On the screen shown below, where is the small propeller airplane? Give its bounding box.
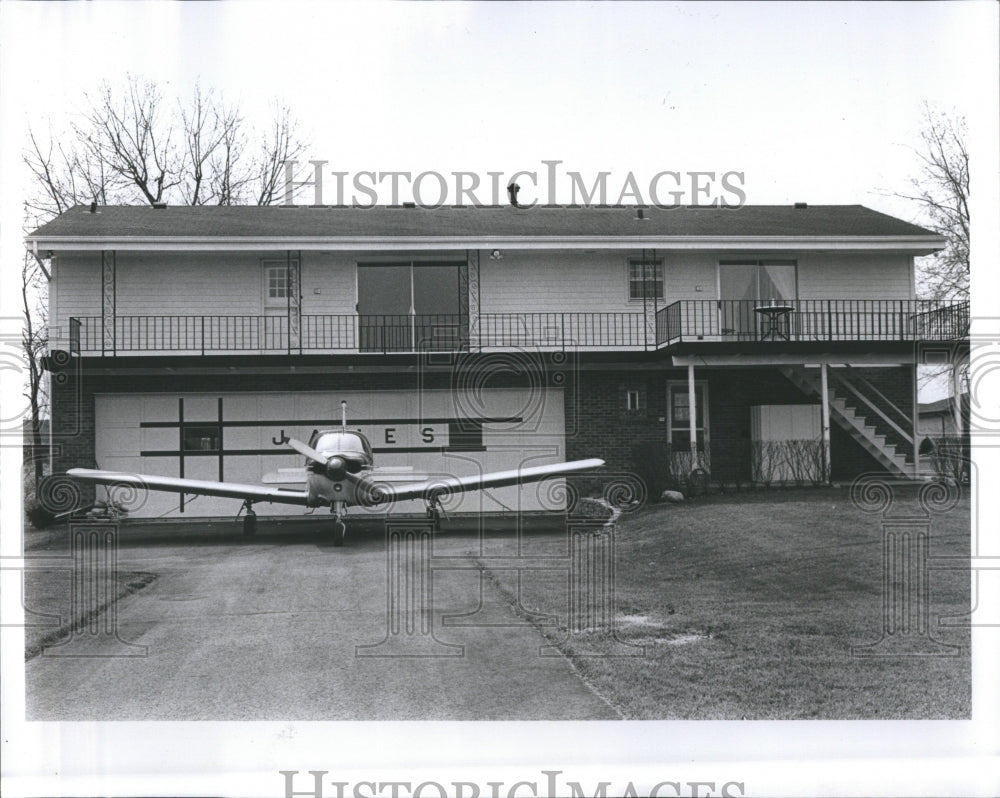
[67,401,604,546]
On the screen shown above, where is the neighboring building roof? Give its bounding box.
[919,394,969,415]
[26,203,946,252]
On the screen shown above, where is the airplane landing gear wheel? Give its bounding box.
[243,509,257,537]
[333,521,346,547]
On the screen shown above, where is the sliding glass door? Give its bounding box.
[357,262,465,351]
[718,261,797,338]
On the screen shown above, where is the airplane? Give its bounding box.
[67,402,605,546]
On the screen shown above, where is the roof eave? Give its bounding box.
[25,234,949,254]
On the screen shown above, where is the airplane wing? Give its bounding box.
[356,458,604,505]
[67,468,311,506]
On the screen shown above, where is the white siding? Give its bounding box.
[115,252,261,315]
[299,252,358,315]
[51,253,101,336]
[51,247,915,344]
[660,253,721,301]
[477,250,913,311]
[797,254,913,299]
[480,251,637,313]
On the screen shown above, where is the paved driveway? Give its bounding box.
[25,521,620,720]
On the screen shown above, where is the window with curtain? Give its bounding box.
[718,260,797,302]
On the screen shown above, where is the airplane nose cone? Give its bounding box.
[326,456,347,481]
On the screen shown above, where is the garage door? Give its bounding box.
[94,388,567,518]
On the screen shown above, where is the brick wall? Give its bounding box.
[565,365,914,486]
[51,358,915,505]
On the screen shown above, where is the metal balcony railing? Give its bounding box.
[655,299,969,346]
[476,312,647,349]
[64,300,969,356]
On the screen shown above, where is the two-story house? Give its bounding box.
[27,203,968,519]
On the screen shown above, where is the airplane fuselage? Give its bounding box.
[303,429,375,509]
[306,471,363,508]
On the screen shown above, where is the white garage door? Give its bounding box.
[94,388,567,519]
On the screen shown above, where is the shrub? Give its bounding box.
[751,439,827,487]
[927,436,970,484]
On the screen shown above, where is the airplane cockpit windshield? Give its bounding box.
[312,430,372,459]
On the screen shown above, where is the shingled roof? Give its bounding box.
[25,205,934,239]
[27,205,945,255]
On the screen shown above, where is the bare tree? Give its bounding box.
[27,75,309,212]
[253,103,306,205]
[887,104,970,417]
[896,104,970,301]
[21,77,310,494]
[22,250,49,485]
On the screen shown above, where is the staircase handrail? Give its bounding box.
[828,367,913,447]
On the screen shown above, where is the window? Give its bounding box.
[626,390,641,411]
[628,257,664,302]
[667,382,709,451]
[719,260,797,302]
[266,265,288,301]
[182,425,219,452]
[262,258,299,308]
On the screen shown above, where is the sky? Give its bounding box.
[0,2,993,216]
[2,1,995,389]
[1,2,999,795]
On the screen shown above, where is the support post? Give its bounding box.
[820,363,832,484]
[952,360,964,438]
[688,364,698,469]
[914,362,922,478]
[101,250,116,356]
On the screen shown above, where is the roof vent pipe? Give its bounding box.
[507,182,520,207]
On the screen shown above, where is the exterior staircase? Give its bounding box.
[778,365,915,478]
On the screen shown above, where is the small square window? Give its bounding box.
[262,258,299,307]
[267,266,288,299]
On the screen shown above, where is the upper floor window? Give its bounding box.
[628,257,664,302]
[719,260,797,302]
[266,265,288,300]
[262,258,299,308]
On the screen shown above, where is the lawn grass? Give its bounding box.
[483,485,971,719]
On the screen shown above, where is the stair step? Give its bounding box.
[779,365,911,479]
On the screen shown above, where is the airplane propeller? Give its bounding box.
[286,438,351,480]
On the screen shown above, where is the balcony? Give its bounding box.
[655,299,969,346]
[65,300,968,357]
